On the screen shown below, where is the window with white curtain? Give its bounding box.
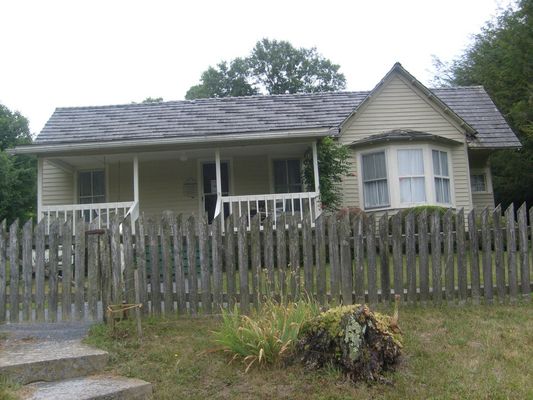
[362,151,390,208]
[397,149,426,204]
[432,150,451,203]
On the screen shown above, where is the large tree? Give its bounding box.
[0,104,36,223]
[185,39,346,99]
[434,0,533,208]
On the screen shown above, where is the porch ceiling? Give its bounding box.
[44,142,312,168]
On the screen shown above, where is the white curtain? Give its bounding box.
[362,152,389,208]
[432,150,451,203]
[398,149,426,203]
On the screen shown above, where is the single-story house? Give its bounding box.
[10,63,521,229]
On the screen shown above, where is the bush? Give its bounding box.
[213,300,320,371]
[297,303,403,383]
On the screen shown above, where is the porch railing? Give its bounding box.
[219,191,320,230]
[41,201,135,232]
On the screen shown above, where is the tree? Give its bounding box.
[433,0,533,208]
[303,137,350,211]
[185,39,346,99]
[0,104,36,223]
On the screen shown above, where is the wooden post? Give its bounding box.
[315,214,326,305]
[378,213,390,303]
[276,213,287,300]
[312,141,320,194]
[493,205,505,303]
[263,216,275,296]
[160,214,174,314]
[148,219,162,315]
[123,216,136,306]
[456,209,467,303]
[62,219,73,321]
[405,212,416,304]
[110,214,123,306]
[443,209,454,304]
[328,215,340,304]
[353,214,365,304]
[225,217,236,309]
[136,215,149,315]
[505,204,518,302]
[288,215,300,300]
[250,214,261,308]
[134,269,143,340]
[198,215,211,314]
[517,204,530,298]
[212,215,223,312]
[481,208,493,303]
[430,211,442,304]
[49,220,60,322]
[22,220,33,321]
[392,213,403,301]
[35,220,46,322]
[171,215,186,315]
[366,214,378,305]
[87,219,98,321]
[339,214,352,305]
[238,215,249,313]
[467,209,480,304]
[302,211,314,299]
[100,228,112,322]
[74,218,86,320]
[9,220,19,322]
[418,210,429,303]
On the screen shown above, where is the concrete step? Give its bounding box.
[0,339,108,384]
[20,375,153,400]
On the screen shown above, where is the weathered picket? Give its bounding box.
[0,204,532,324]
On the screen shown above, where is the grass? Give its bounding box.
[82,302,533,400]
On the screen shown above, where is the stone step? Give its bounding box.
[0,339,108,384]
[20,375,153,400]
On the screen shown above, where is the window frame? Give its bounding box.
[78,169,106,205]
[359,147,391,210]
[397,147,427,206]
[470,170,490,193]
[272,158,303,194]
[432,149,452,205]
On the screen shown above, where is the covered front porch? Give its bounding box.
[38,140,321,231]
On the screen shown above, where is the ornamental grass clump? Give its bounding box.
[213,299,320,372]
[297,297,403,383]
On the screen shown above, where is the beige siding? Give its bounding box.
[107,162,134,202]
[469,152,495,211]
[233,155,271,195]
[339,74,472,214]
[42,160,74,205]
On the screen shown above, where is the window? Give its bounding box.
[273,160,302,193]
[79,170,105,204]
[432,150,451,204]
[471,173,487,192]
[398,149,426,204]
[362,151,390,208]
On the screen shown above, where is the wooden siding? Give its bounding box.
[42,161,74,206]
[338,74,472,214]
[232,155,270,195]
[107,161,134,202]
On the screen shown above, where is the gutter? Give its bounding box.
[8,128,331,155]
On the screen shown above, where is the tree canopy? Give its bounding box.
[433,0,533,208]
[185,39,346,99]
[0,104,36,223]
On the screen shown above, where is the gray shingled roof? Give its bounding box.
[35,86,520,149]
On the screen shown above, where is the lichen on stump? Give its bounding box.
[297,302,403,383]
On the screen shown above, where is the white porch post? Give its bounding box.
[133,155,139,206]
[312,141,320,193]
[214,149,222,218]
[37,158,43,222]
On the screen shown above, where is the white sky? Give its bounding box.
[1,0,509,135]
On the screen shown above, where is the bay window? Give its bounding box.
[362,151,390,209]
[397,149,426,204]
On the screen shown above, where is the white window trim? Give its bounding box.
[432,148,453,205]
[357,143,455,211]
[470,167,493,194]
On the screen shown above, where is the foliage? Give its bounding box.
[185,39,346,99]
[141,97,164,103]
[433,0,533,208]
[398,205,449,218]
[0,104,36,223]
[297,304,402,383]
[213,299,320,371]
[303,137,350,211]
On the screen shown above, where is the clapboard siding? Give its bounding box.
[339,74,472,214]
[108,162,134,202]
[233,156,271,195]
[42,161,74,205]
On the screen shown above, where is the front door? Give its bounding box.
[202,161,229,223]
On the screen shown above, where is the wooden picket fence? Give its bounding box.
[0,203,532,323]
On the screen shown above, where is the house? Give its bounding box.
[10,63,520,230]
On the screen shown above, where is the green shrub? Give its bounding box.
[213,299,320,371]
[398,205,449,219]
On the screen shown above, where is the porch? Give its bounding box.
[38,141,321,231]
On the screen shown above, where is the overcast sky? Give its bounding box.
[1,0,510,135]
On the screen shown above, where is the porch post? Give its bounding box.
[37,158,43,222]
[133,155,139,206]
[214,149,222,217]
[312,141,320,193]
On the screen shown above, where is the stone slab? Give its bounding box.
[0,339,108,384]
[20,375,153,400]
